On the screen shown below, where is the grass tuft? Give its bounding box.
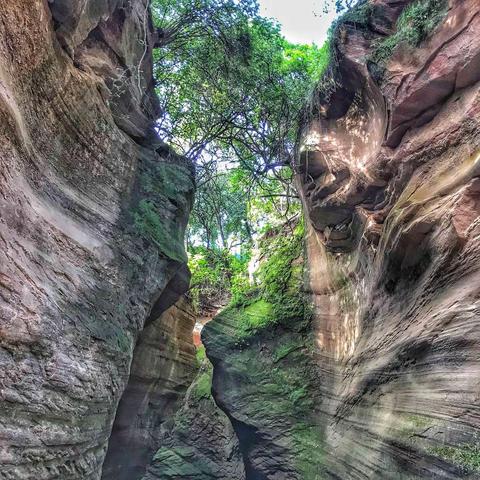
[191,370,212,401]
[429,443,480,473]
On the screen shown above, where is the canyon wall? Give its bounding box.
[143,353,246,480]
[298,0,480,477]
[2,0,480,479]
[0,1,195,479]
[203,222,325,480]
[102,297,197,480]
[203,0,480,478]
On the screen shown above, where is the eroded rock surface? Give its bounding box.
[204,307,323,480]
[202,223,325,480]
[2,0,480,479]
[0,1,195,479]
[102,296,197,480]
[143,355,245,480]
[297,0,480,477]
[201,1,480,479]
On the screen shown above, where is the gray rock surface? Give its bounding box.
[0,1,195,479]
[102,297,197,480]
[143,357,246,480]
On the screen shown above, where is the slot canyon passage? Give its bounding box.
[1,0,480,479]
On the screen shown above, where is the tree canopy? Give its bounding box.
[150,0,332,310]
[152,2,329,171]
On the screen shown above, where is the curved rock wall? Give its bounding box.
[204,308,324,480]
[102,296,197,480]
[143,355,246,480]
[200,1,480,479]
[0,1,195,479]
[3,0,480,478]
[298,0,480,477]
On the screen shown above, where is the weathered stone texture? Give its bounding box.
[298,0,480,478]
[0,1,194,479]
[143,358,246,480]
[102,297,197,480]
[3,0,480,479]
[202,1,480,479]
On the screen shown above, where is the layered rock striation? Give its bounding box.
[102,297,197,480]
[0,1,195,479]
[203,1,480,479]
[2,0,480,479]
[143,352,245,480]
[297,0,480,477]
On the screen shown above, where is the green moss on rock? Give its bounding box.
[273,339,303,362]
[132,153,194,263]
[202,217,325,478]
[396,414,437,445]
[370,0,448,74]
[428,443,480,473]
[195,345,207,364]
[216,332,324,478]
[293,423,325,479]
[332,0,373,32]
[191,369,212,401]
[151,446,215,477]
[133,199,187,262]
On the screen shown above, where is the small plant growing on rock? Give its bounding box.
[370,0,448,75]
[429,443,480,473]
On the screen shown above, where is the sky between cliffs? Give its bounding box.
[258,0,337,45]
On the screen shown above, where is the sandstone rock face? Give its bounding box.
[297,0,480,477]
[204,307,323,480]
[3,0,480,478]
[102,297,197,480]
[143,357,245,480]
[0,1,195,479]
[200,1,480,479]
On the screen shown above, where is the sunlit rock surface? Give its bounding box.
[0,1,195,479]
[297,0,480,478]
[200,1,480,479]
[2,0,480,478]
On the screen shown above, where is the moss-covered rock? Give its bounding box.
[131,147,195,263]
[143,354,245,480]
[369,0,448,79]
[203,219,324,479]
